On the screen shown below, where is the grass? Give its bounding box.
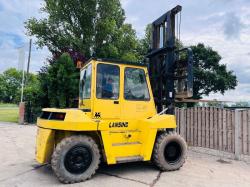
[0,103,19,123]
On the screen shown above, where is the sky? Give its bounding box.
[0,0,250,101]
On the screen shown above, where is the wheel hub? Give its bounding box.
[64,145,92,174]
[164,141,182,164]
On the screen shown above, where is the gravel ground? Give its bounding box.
[0,122,250,187]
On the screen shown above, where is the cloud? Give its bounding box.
[223,12,244,39]
[205,83,250,102]
[226,56,250,84]
[197,11,226,22]
[0,37,49,73]
[0,0,49,73]
[0,32,24,48]
[0,3,3,11]
[120,0,133,9]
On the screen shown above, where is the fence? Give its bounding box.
[175,107,250,159]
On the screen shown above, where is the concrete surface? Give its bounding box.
[0,122,250,187]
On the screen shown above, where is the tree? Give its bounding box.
[39,53,79,108]
[0,74,7,102]
[0,68,39,103]
[0,68,22,103]
[137,24,152,60]
[25,0,140,61]
[205,99,229,108]
[191,43,237,99]
[15,73,40,104]
[231,101,249,107]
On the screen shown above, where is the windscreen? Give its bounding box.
[124,68,150,100]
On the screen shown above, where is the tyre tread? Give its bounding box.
[152,131,187,171]
[51,135,100,184]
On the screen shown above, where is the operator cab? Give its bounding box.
[79,58,156,120]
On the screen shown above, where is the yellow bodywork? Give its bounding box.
[36,59,176,165]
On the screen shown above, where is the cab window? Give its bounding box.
[96,64,120,100]
[80,64,92,99]
[124,68,150,100]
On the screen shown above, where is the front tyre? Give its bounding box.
[51,135,100,184]
[152,131,187,171]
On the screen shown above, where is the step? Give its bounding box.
[116,155,143,163]
[112,141,141,146]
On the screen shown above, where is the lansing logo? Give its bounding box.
[109,122,128,128]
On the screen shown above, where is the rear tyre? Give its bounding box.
[152,131,187,171]
[51,135,100,184]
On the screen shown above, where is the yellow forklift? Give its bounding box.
[36,5,193,183]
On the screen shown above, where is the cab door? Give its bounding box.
[92,62,121,119]
[121,67,156,120]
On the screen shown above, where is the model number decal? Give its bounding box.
[109,122,128,128]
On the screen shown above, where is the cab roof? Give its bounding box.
[83,57,147,68]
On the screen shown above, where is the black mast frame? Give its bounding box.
[147,5,193,115]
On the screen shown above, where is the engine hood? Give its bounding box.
[37,108,97,131]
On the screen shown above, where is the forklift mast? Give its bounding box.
[147,5,193,115]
